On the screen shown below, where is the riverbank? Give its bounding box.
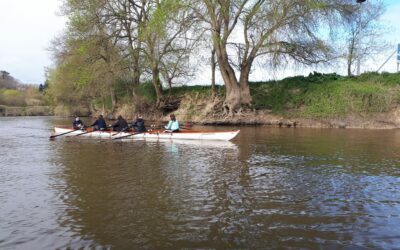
[0,105,53,116]
[49,71,400,129]
[101,102,400,129]
[190,110,400,129]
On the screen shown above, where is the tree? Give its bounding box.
[140,0,199,107]
[100,0,148,102]
[50,0,134,112]
[194,0,357,116]
[342,0,385,76]
[0,70,19,89]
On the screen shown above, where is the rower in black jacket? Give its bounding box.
[72,116,85,130]
[131,114,147,132]
[91,115,107,131]
[112,115,129,132]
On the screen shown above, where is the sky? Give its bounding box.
[0,0,399,85]
[0,0,66,84]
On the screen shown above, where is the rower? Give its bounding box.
[131,114,147,132]
[164,114,179,132]
[72,116,86,130]
[112,115,129,132]
[91,114,107,131]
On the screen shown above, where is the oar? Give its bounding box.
[49,129,78,139]
[75,126,93,137]
[112,131,145,140]
[111,126,129,136]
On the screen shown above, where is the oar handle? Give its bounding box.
[74,126,94,136]
[112,131,144,140]
[111,126,130,136]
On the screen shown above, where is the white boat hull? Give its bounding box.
[53,127,240,141]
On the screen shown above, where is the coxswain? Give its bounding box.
[164,114,179,132]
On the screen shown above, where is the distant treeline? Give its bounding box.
[0,70,49,112]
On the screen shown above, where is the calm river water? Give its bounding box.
[1,116,400,249]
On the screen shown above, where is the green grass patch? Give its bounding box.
[249,72,400,118]
[137,81,157,102]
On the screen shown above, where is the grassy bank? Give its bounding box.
[162,72,400,119]
[49,72,400,128]
[250,72,400,118]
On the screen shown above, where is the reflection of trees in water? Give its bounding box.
[235,127,400,248]
[49,128,400,249]
[52,140,180,248]
[52,139,248,248]
[240,127,400,175]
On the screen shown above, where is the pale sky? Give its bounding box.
[0,0,66,84]
[0,0,399,85]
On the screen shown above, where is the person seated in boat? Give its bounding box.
[112,115,129,132]
[91,114,107,131]
[131,114,147,132]
[164,114,179,132]
[72,116,86,130]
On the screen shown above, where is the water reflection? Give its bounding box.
[2,117,400,249]
[50,138,243,248]
[49,127,400,249]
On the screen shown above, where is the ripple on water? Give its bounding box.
[2,119,400,249]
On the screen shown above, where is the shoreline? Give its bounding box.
[3,100,400,129]
[0,105,53,117]
[192,114,400,129]
[6,112,399,130]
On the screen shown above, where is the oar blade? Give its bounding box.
[49,129,77,139]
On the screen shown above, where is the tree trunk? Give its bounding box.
[151,64,163,107]
[211,48,216,97]
[132,47,141,100]
[347,60,352,77]
[214,41,255,115]
[214,43,241,115]
[347,37,356,76]
[239,61,253,107]
[168,78,172,96]
[110,84,116,112]
[224,84,241,115]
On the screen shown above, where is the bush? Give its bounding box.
[1,89,26,106]
[137,81,157,102]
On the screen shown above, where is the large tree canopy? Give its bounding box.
[193,0,360,115]
[48,0,379,116]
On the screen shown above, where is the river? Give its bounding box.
[1,116,400,249]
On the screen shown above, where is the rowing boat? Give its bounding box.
[52,127,240,141]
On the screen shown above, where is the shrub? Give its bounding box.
[1,89,26,106]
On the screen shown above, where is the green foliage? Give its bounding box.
[168,85,217,96]
[0,89,26,106]
[114,79,133,103]
[137,81,157,102]
[92,96,113,110]
[250,72,400,118]
[0,86,46,107]
[355,71,400,86]
[144,0,182,38]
